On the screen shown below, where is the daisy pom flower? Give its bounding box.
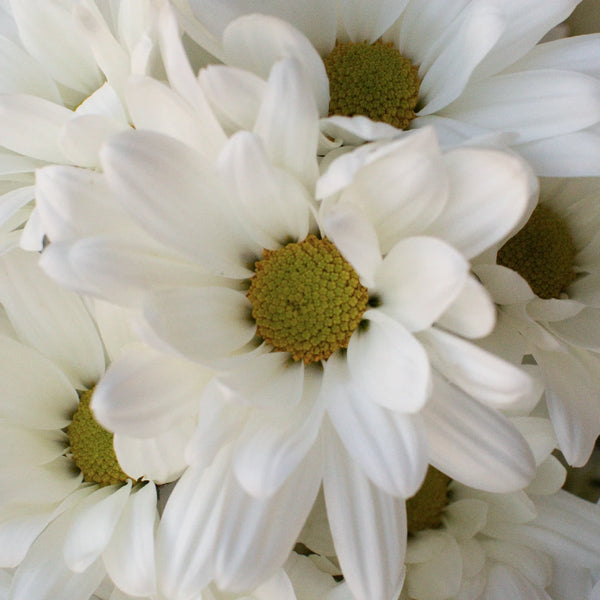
[36,52,542,600]
[0,247,211,599]
[188,0,600,176]
[475,177,600,468]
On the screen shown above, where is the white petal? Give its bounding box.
[375,236,468,331]
[474,264,536,305]
[253,57,320,189]
[444,70,600,144]
[63,482,132,572]
[347,310,431,413]
[525,455,566,496]
[423,374,536,492]
[320,199,382,287]
[325,353,428,498]
[443,498,488,541]
[101,129,259,278]
[0,186,34,227]
[0,335,78,430]
[218,131,311,248]
[323,428,406,600]
[0,422,66,467]
[103,482,157,598]
[547,307,600,351]
[233,367,323,497]
[319,115,400,146]
[567,273,600,307]
[0,248,105,388]
[224,14,329,116]
[435,275,496,339]
[91,343,208,438]
[426,147,533,258]
[483,564,549,600]
[510,417,557,466]
[143,287,256,364]
[421,327,534,407]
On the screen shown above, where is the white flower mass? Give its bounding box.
[0,1,599,600]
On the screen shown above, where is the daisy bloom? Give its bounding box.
[36,50,541,600]
[188,0,600,176]
[0,248,211,599]
[475,177,600,467]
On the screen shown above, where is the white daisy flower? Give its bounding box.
[36,54,539,600]
[0,248,211,599]
[188,0,600,176]
[475,177,600,467]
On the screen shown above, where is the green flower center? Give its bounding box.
[323,40,421,130]
[406,467,451,535]
[247,235,369,364]
[496,204,577,299]
[67,389,130,486]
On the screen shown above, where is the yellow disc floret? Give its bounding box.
[497,204,577,299]
[67,389,130,486]
[323,40,421,130]
[406,467,451,535]
[247,235,369,364]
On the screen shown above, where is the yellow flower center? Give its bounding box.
[406,467,451,535]
[247,235,369,364]
[496,204,577,299]
[323,40,421,130]
[67,389,130,486]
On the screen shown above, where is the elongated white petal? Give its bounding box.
[323,428,406,600]
[375,236,468,331]
[143,287,256,363]
[103,482,157,597]
[63,482,132,572]
[423,374,536,492]
[324,353,427,497]
[547,307,600,351]
[347,310,431,413]
[0,422,66,467]
[426,148,533,258]
[339,0,408,43]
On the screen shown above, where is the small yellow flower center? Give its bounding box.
[496,204,577,299]
[323,40,421,130]
[247,235,369,364]
[406,467,451,535]
[67,389,130,486]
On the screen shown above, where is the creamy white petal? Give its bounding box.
[375,236,468,331]
[0,422,66,467]
[101,130,259,278]
[103,482,157,598]
[547,307,600,351]
[0,335,78,429]
[525,455,566,496]
[423,374,536,492]
[143,287,256,363]
[338,0,408,43]
[443,498,488,542]
[483,564,549,600]
[224,14,329,116]
[218,131,311,248]
[92,344,207,438]
[253,57,320,189]
[567,273,600,307]
[444,70,600,145]
[426,148,532,258]
[323,428,406,600]
[63,482,132,572]
[324,352,427,498]
[0,186,33,230]
[233,367,323,497]
[474,264,536,305]
[421,327,533,407]
[511,417,556,466]
[319,115,400,146]
[0,249,105,389]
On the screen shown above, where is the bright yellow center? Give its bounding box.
[323,40,421,130]
[67,389,130,486]
[406,467,451,535]
[497,204,577,299]
[247,235,369,364]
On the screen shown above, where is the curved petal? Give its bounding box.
[547,307,600,351]
[143,286,256,364]
[324,353,427,498]
[346,310,431,413]
[375,236,468,331]
[323,427,406,600]
[423,374,536,493]
[338,0,408,42]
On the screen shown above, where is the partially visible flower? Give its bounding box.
[475,177,600,466]
[188,0,600,175]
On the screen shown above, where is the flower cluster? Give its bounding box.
[0,1,599,600]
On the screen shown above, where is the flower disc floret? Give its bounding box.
[497,204,577,299]
[406,467,451,535]
[247,234,369,364]
[67,389,130,486]
[323,40,421,130]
